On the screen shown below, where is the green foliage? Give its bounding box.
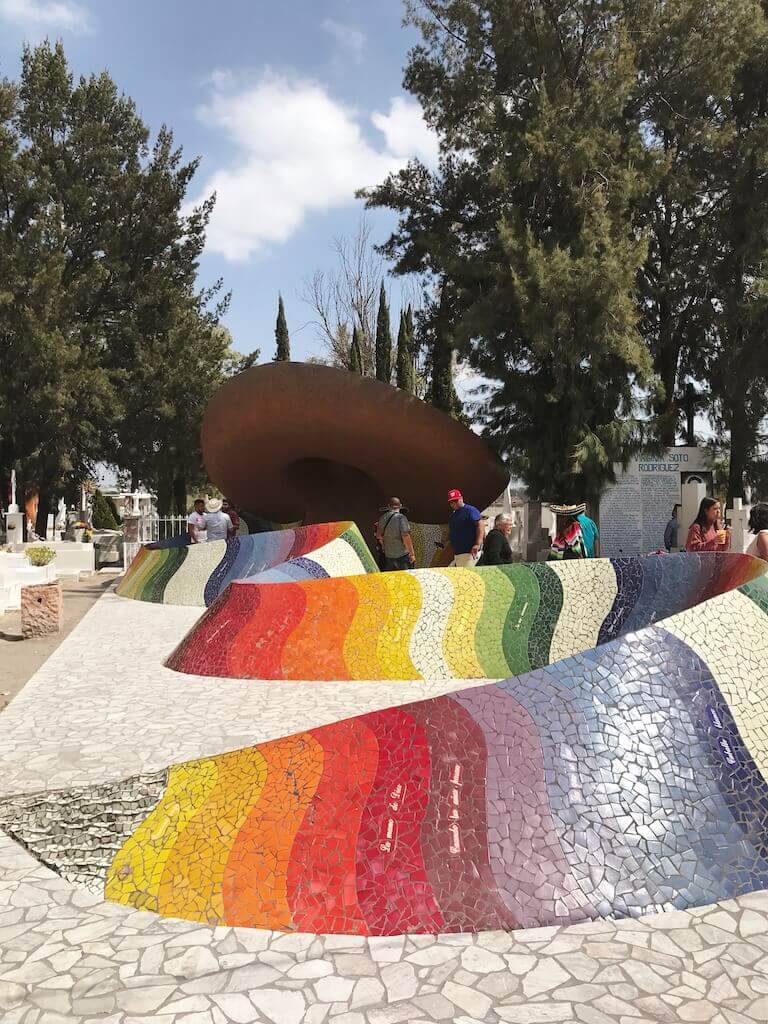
[375,282,392,383]
[0,41,231,512]
[363,0,768,500]
[349,325,363,374]
[274,294,290,361]
[26,545,55,566]
[91,489,119,530]
[395,308,416,394]
[105,494,122,525]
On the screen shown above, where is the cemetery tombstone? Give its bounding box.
[599,446,713,557]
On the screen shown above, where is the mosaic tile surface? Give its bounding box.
[4,566,768,1022]
[116,522,378,606]
[3,564,768,938]
[167,551,765,680]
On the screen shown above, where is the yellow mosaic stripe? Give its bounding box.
[156,747,268,925]
[342,575,393,679]
[375,572,421,679]
[118,548,158,600]
[663,589,768,780]
[547,560,618,664]
[105,758,218,912]
[438,569,486,678]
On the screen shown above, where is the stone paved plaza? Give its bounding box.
[2,590,768,1023]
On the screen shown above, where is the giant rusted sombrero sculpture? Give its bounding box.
[202,362,508,531]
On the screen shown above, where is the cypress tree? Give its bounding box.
[92,490,119,530]
[428,287,458,414]
[375,281,392,383]
[396,309,416,394]
[349,325,363,374]
[274,294,290,361]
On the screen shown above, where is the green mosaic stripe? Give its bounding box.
[500,565,541,676]
[341,525,379,574]
[152,547,187,603]
[474,567,518,678]
[144,548,171,603]
[527,564,563,669]
[741,575,768,616]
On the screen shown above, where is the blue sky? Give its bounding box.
[0,0,434,362]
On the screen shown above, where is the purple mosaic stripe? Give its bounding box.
[203,538,242,607]
[500,626,768,915]
[451,687,595,927]
[598,558,644,645]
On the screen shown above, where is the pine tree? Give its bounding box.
[362,1,654,500]
[274,294,290,361]
[0,41,231,524]
[704,7,768,500]
[375,281,392,383]
[349,326,363,374]
[395,309,416,394]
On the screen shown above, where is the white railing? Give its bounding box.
[154,515,188,542]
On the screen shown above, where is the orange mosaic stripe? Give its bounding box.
[221,733,323,929]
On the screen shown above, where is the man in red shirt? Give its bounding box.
[222,499,240,539]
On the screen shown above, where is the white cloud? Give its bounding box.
[190,73,439,262]
[0,0,90,31]
[321,17,366,63]
[372,96,440,165]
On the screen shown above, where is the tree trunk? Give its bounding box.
[131,466,140,491]
[654,339,680,447]
[35,491,51,539]
[727,401,749,504]
[156,476,173,516]
[173,475,187,515]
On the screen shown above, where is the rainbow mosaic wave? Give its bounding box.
[166,551,765,680]
[2,564,767,934]
[116,520,451,607]
[116,522,378,606]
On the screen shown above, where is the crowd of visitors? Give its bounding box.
[186,497,238,543]
[184,490,768,563]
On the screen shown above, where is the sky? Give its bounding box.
[0,0,436,362]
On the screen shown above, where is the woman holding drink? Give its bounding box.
[685,498,731,552]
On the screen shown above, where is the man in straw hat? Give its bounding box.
[204,497,234,543]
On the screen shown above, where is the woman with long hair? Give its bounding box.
[747,503,768,560]
[685,497,731,552]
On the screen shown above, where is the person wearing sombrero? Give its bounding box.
[204,498,233,543]
[548,502,588,561]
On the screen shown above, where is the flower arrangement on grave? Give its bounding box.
[26,546,56,566]
[73,521,93,542]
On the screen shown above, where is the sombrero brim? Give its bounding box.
[202,363,509,524]
[550,503,587,516]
